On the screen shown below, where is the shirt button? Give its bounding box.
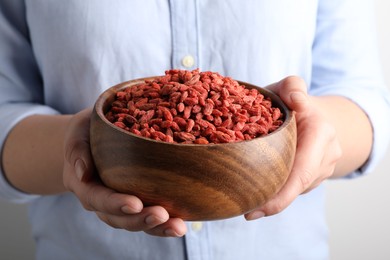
[181,55,195,68]
[191,222,203,232]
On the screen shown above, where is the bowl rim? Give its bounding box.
[94,76,294,147]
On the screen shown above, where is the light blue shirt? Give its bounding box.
[1,0,390,259]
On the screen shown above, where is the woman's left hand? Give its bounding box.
[245,76,342,220]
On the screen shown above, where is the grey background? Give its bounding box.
[326,0,390,259]
[1,0,390,259]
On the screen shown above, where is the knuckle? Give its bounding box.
[62,172,70,189]
[124,221,142,232]
[144,228,166,237]
[97,213,119,229]
[102,191,118,212]
[284,75,306,88]
[265,200,285,216]
[325,168,334,179]
[302,183,318,194]
[63,139,77,164]
[62,180,72,192]
[64,140,87,166]
[120,215,147,232]
[325,123,337,142]
[82,186,96,211]
[297,168,313,191]
[82,200,94,212]
[334,142,343,161]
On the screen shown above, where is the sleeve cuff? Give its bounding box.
[310,83,390,178]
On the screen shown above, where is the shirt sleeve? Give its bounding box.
[310,0,390,177]
[0,1,59,203]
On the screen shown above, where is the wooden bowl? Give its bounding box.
[90,77,297,221]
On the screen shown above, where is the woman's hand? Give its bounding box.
[245,76,343,220]
[62,108,187,237]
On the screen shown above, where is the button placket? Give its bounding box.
[191,221,203,232]
[182,55,195,68]
[185,221,212,260]
[169,0,199,69]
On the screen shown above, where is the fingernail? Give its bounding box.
[121,204,142,214]
[246,211,265,221]
[164,229,180,237]
[121,205,138,214]
[75,159,85,181]
[290,92,307,103]
[145,215,164,226]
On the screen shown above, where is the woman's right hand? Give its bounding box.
[62,108,187,237]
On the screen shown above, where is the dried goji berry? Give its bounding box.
[105,69,284,144]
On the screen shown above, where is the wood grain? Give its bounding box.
[90,77,297,221]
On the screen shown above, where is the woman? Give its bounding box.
[1,1,389,259]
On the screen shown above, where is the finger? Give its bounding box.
[245,166,315,220]
[247,120,333,218]
[64,142,144,215]
[145,218,187,237]
[245,77,312,220]
[96,206,170,232]
[265,76,310,114]
[246,168,326,220]
[63,108,95,182]
[78,182,143,215]
[301,136,342,195]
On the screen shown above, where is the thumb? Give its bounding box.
[265,76,309,113]
[64,108,95,183]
